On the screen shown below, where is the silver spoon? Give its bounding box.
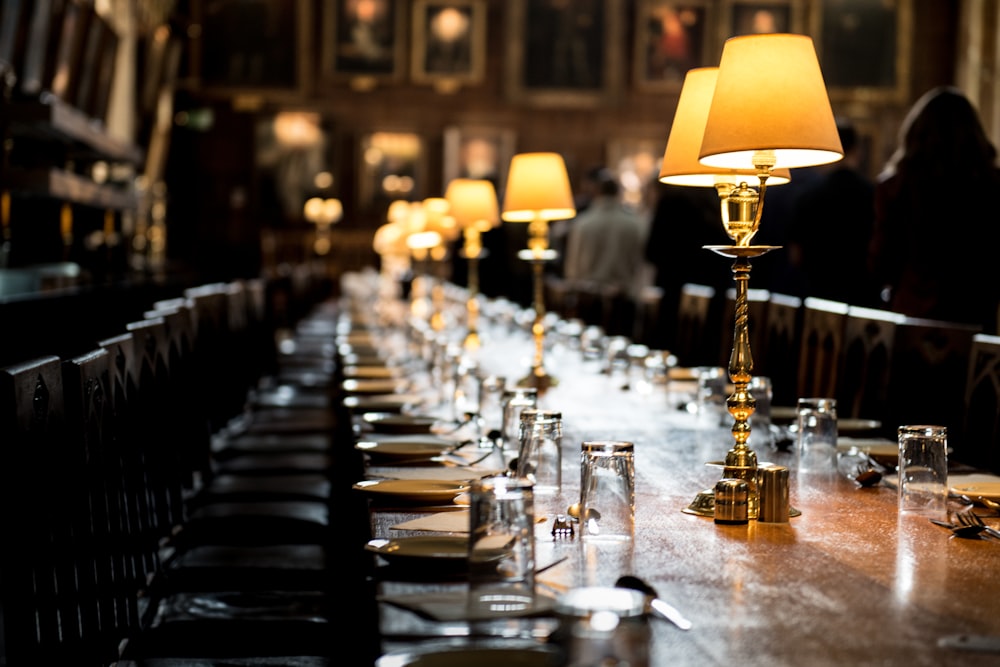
[615,575,692,630]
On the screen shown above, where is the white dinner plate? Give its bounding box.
[343,365,400,379]
[355,437,456,460]
[342,378,410,395]
[376,644,560,667]
[362,412,440,434]
[951,480,1000,500]
[365,535,469,566]
[344,393,424,413]
[836,437,897,458]
[353,479,469,503]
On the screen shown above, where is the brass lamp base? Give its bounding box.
[517,366,558,392]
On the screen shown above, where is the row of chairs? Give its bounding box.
[673,283,1000,472]
[0,273,371,664]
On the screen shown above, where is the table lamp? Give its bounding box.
[501,152,576,392]
[444,178,500,350]
[421,197,458,331]
[664,34,842,519]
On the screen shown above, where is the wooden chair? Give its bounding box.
[796,297,849,400]
[885,316,981,447]
[674,283,721,367]
[836,306,905,421]
[756,292,802,407]
[961,333,1000,472]
[0,355,119,665]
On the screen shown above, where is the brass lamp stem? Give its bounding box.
[723,254,759,518]
[463,227,482,350]
[518,215,557,392]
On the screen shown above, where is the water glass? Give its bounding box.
[516,409,563,495]
[467,475,537,617]
[696,366,729,427]
[476,373,507,446]
[747,376,774,449]
[580,440,635,541]
[897,425,948,519]
[796,397,837,473]
[501,387,538,452]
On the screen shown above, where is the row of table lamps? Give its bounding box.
[372,33,844,520]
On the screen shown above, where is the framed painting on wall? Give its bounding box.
[505,0,625,108]
[606,134,666,210]
[811,0,912,104]
[411,0,487,90]
[721,0,805,42]
[322,0,406,89]
[358,131,425,213]
[633,0,715,93]
[442,125,516,194]
[194,0,312,96]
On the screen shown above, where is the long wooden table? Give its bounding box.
[346,293,1000,666]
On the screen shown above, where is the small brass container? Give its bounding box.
[714,478,749,525]
[757,465,790,523]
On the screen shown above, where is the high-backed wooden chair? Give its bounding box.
[757,292,802,406]
[836,306,905,421]
[796,297,849,400]
[885,316,981,445]
[961,333,1000,472]
[0,355,113,664]
[674,283,721,367]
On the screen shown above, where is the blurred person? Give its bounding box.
[784,117,879,306]
[869,86,1000,332]
[563,172,647,336]
[643,181,728,351]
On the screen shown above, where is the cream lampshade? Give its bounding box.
[501,152,576,232]
[699,33,843,171]
[660,67,790,187]
[445,178,499,235]
[444,178,499,350]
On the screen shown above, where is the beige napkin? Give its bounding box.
[392,510,470,533]
[377,590,556,622]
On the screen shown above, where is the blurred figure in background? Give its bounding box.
[643,180,728,351]
[784,117,879,306]
[869,86,1000,333]
[563,171,647,336]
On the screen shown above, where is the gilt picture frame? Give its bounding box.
[322,0,406,88]
[633,0,715,93]
[194,0,312,97]
[411,0,487,89]
[504,0,625,108]
[810,0,912,105]
[442,125,517,193]
[358,130,426,213]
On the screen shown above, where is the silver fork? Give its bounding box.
[956,510,1000,540]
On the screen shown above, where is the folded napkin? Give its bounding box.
[392,510,470,533]
[371,464,506,482]
[378,590,557,622]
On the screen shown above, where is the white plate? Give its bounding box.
[353,479,469,503]
[365,535,469,566]
[836,437,897,458]
[363,412,440,434]
[344,365,400,379]
[355,437,456,460]
[951,479,1000,500]
[342,378,410,395]
[376,644,560,667]
[344,393,424,412]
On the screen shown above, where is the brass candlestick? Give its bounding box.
[517,217,558,392]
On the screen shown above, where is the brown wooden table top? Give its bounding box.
[349,311,1000,666]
